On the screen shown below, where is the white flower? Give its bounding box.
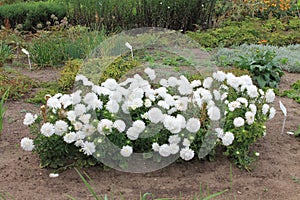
[213,90,221,100]
[158,144,171,157]
[47,97,61,110]
[180,147,194,161]
[75,131,85,140]
[215,128,224,138]
[222,132,234,146]
[247,85,259,98]
[152,142,160,152]
[83,92,98,108]
[233,117,245,127]
[182,138,191,147]
[132,120,145,133]
[113,120,126,132]
[75,74,88,82]
[237,97,248,107]
[41,122,55,137]
[249,104,257,115]
[54,120,68,136]
[81,141,96,156]
[126,127,140,140]
[97,119,113,134]
[265,89,275,103]
[79,114,91,124]
[168,77,178,87]
[269,107,276,119]
[128,98,143,110]
[175,97,188,111]
[63,132,76,143]
[186,118,201,133]
[120,145,133,157]
[191,80,201,88]
[262,104,270,115]
[106,100,120,113]
[213,71,226,82]
[74,104,86,116]
[158,100,170,109]
[73,121,83,131]
[71,90,82,105]
[160,79,169,87]
[178,76,192,95]
[168,135,181,144]
[245,111,255,125]
[20,137,34,151]
[169,143,179,154]
[240,75,252,86]
[101,79,119,91]
[203,77,213,89]
[144,99,152,108]
[163,115,183,134]
[144,68,156,80]
[148,107,164,124]
[59,94,73,109]
[227,73,240,90]
[207,106,221,121]
[82,124,96,136]
[67,111,76,122]
[23,113,37,126]
[228,101,241,112]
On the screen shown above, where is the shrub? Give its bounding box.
[58,59,83,91]
[0,89,9,137]
[0,41,12,67]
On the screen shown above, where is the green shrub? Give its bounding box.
[0,89,9,137]
[58,59,83,91]
[0,1,66,31]
[0,41,12,67]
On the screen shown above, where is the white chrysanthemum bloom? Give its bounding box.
[198,88,213,102]
[106,100,120,113]
[160,79,169,87]
[158,100,170,109]
[163,115,183,134]
[75,74,88,82]
[207,106,221,121]
[81,141,96,156]
[75,131,85,140]
[262,104,270,115]
[63,132,76,143]
[113,120,126,132]
[144,99,152,108]
[97,119,113,134]
[233,117,245,127]
[203,77,213,89]
[132,120,146,133]
[59,94,73,109]
[239,75,253,86]
[155,87,167,97]
[265,89,275,103]
[144,67,156,80]
[213,71,226,82]
[152,142,160,152]
[71,90,82,105]
[168,77,178,87]
[164,94,175,107]
[167,107,178,115]
[79,114,91,124]
[83,92,97,105]
[191,80,201,88]
[158,144,171,157]
[109,91,122,103]
[215,128,224,138]
[168,135,181,144]
[73,121,83,131]
[41,122,55,137]
[269,107,276,119]
[178,76,193,95]
[53,93,62,99]
[20,137,34,151]
[249,104,257,115]
[245,111,255,125]
[175,97,188,111]
[228,101,241,112]
[120,145,133,157]
[180,147,194,161]
[221,92,228,101]
[186,118,201,133]
[247,85,259,98]
[54,120,68,136]
[182,138,191,147]
[126,127,140,140]
[237,97,248,107]
[101,79,119,91]
[222,132,234,146]
[67,111,76,122]
[226,73,240,90]
[213,90,221,100]
[141,112,149,119]
[82,124,96,136]
[88,98,103,110]
[129,88,144,99]
[47,97,61,110]
[74,104,86,116]
[75,139,84,147]
[23,113,37,126]
[128,98,143,110]
[121,102,130,114]
[177,114,186,129]
[169,143,179,154]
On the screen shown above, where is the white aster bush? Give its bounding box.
[21,67,276,169]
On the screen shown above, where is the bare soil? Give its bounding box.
[0,67,300,200]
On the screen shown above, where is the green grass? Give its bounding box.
[0,89,9,137]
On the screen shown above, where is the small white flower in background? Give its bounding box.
[63,132,76,143]
[49,173,59,178]
[23,113,37,126]
[233,117,245,128]
[168,77,178,87]
[169,143,179,154]
[245,111,255,125]
[259,89,265,96]
[74,104,86,116]
[262,104,270,115]
[144,68,156,80]
[186,118,201,133]
[249,104,257,115]
[168,135,181,144]
[180,147,194,161]
[269,107,276,119]
[75,74,88,82]
[182,138,191,147]
[152,142,160,152]
[120,145,133,157]
[265,89,275,103]
[228,101,241,112]
[54,120,68,136]
[207,106,221,121]
[213,71,226,82]
[144,99,152,108]
[40,122,55,137]
[222,132,234,146]
[246,85,259,98]
[20,137,34,151]
[81,141,96,156]
[101,79,119,91]
[74,139,84,147]
[47,97,61,110]
[105,100,120,113]
[73,121,83,131]
[113,120,126,132]
[159,144,171,157]
[203,77,213,89]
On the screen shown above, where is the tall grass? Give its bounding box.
[0,89,9,138]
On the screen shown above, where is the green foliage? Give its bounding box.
[280,80,300,103]
[0,89,9,137]
[235,49,284,88]
[58,59,83,91]
[26,87,58,105]
[0,1,66,31]
[0,41,12,67]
